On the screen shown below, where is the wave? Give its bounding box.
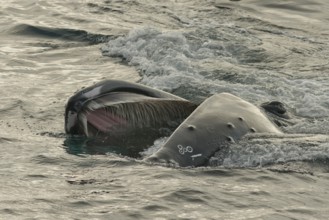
[10,24,116,45]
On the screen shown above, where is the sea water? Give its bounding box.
[1,0,329,219]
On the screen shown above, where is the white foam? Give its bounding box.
[102,27,329,134]
[140,137,168,157]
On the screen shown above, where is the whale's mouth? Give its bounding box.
[78,92,197,139]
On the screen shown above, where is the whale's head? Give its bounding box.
[65,80,198,138]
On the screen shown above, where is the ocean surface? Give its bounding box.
[1,0,329,219]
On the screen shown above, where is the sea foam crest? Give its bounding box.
[101,27,219,90]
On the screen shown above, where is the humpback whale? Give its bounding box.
[65,80,283,166]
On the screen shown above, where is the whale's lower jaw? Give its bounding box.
[146,93,282,167]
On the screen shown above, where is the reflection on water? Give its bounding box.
[64,135,143,157]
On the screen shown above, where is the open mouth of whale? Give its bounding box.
[77,92,197,148]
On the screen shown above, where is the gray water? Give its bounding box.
[1,0,329,219]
